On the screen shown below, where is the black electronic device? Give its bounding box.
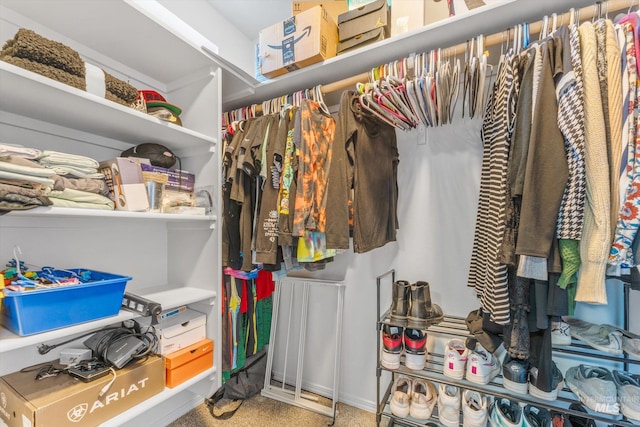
[68,359,111,382]
[121,292,162,325]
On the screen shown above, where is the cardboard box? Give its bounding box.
[0,356,164,427]
[259,5,338,78]
[338,0,389,42]
[165,339,213,388]
[337,27,385,54]
[424,0,451,25]
[138,308,206,355]
[99,157,149,211]
[390,0,424,36]
[139,164,195,192]
[292,1,348,25]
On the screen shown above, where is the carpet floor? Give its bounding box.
[167,393,376,427]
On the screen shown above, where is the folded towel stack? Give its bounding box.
[1,28,139,106]
[0,153,54,212]
[37,150,104,179]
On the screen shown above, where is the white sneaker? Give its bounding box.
[409,378,437,420]
[466,343,501,385]
[443,338,469,379]
[404,328,427,371]
[462,390,488,427]
[389,375,412,418]
[437,383,461,427]
[551,320,571,346]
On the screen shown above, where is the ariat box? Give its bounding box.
[165,338,213,388]
[337,0,389,42]
[138,307,206,355]
[98,157,149,211]
[259,5,338,78]
[0,356,164,427]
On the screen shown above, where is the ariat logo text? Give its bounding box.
[66,377,149,423]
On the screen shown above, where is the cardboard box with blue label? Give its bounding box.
[259,5,338,78]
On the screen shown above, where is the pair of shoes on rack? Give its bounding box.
[443,338,501,384]
[566,366,640,421]
[489,398,552,427]
[381,325,427,371]
[502,356,564,401]
[562,317,624,354]
[550,403,596,427]
[438,386,488,427]
[389,375,436,420]
[563,364,640,416]
[389,280,444,329]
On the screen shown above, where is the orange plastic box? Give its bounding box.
[165,339,213,388]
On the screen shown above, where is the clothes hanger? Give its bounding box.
[360,92,410,130]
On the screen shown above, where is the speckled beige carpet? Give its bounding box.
[168,393,376,427]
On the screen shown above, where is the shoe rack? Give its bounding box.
[375,269,640,427]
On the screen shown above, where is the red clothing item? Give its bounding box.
[256,270,274,301]
[240,279,248,313]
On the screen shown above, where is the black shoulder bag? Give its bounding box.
[206,349,268,419]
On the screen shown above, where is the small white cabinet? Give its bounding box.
[0,1,221,426]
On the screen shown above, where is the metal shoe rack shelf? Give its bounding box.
[375,269,640,427]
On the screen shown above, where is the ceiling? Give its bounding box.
[206,0,294,39]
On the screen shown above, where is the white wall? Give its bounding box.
[158,0,255,76]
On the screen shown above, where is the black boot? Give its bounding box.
[390,280,411,323]
[407,281,444,329]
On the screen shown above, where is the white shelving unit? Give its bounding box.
[0,1,222,426]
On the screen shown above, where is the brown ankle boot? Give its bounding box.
[390,280,411,322]
[407,281,444,329]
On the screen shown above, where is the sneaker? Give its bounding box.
[563,318,623,354]
[529,362,564,401]
[551,320,571,346]
[612,370,640,422]
[462,390,488,427]
[404,328,427,371]
[443,338,469,379]
[409,378,437,420]
[437,383,460,427]
[466,342,501,385]
[565,365,620,415]
[489,398,522,427]
[502,355,529,395]
[381,325,403,370]
[522,405,551,427]
[390,375,412,418]
[567,403,596,427]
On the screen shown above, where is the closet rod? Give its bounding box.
[241,0,632,116]
[322,0,632,95]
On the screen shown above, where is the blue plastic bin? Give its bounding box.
[1,269,132,336]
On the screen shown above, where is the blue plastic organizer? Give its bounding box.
[1,269,132,336]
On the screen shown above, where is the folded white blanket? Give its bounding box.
[0,143,42,159]
[38,150,100,169]
[0,157,56,178]
[0,170,54,186]
[48,188,114,210]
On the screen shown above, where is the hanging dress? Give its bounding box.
[468,49,520,325]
